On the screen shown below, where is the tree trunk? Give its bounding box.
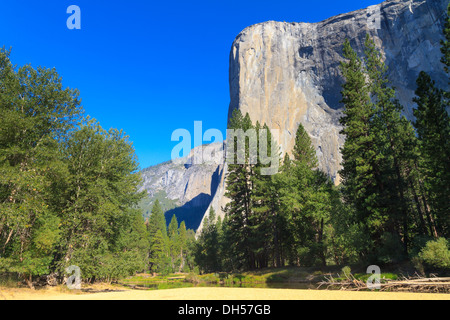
[24,274,34,290]
[410,179,428,236]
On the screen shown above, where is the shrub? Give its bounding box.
[341,266,352,279]
[418,238,450,271]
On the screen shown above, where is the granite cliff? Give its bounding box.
[138,142,225,230]
[141,0,448,232]
[228,0,448,184]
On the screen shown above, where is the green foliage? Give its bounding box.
[292,122,317,168]
[0,48,148,285]
[277,125,337,267]
[194,207,222,273]
[0,47,81,286]
[413,71,450,237]
[337,35,443,263]
[375,232,407,264]
[418,238,450,270]
[149,229,170,274]
[364,34,419,255]
[410,1,450,240]
[223,109,257,270]
[341,266,351,279]
[338,38,380,251]
[147,200,195,274]
[194,29,450,275]
[190,27,450,275]
[218,110,339,270]
[3,13,450,285]
[54,118,146,281]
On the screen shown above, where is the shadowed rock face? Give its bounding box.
[139,142,225,230]
[228,0,448,184]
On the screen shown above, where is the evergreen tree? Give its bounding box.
[183,228,197,272]
[338,38,383,255]
[149,229,168,274]
[249,122,281,268]
[148,199,167,239]
[219,213,236,272]
[168,214,180,271]
[194,207,221,273]
[224,109,255,270]
[107,208,149,281]
[292,122,318,168]
[413,72,450,237]
[338,35,444,261]
[178,221,188,272]
[278,123,333,266]
[147,199,168,271]
[409,6,450,238]
[364,34,419,257]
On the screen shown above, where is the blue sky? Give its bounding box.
[0,0,380,169]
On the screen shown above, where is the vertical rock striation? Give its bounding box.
[228,0,448,184]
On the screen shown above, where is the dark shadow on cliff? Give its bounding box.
[164,165,221,231]
[210,165,220,197]
[164,193,212,231]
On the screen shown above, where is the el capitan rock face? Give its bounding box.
[144,0,448,232]
[228,0,448,184]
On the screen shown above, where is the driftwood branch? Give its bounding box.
[318,274,450,293]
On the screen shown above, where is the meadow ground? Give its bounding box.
[1,286,449,300]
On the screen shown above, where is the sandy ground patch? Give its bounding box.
[1,287,449,300]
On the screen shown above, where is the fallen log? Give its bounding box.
[318,275,450,293]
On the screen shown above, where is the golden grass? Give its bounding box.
[1,286,449,300]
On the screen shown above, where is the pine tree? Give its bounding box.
[224,109,256,270]
[292,122,318,168]
[149,229,168,274]
[364,34,420,256]
[338,38,381,253]
[111,209,149,279]
[413,71,450,237]
[194,207,221,272]
[168,214,179,271]
[250,122,281,268]
[278,123,334,266]
[148,200,167,239]
[338,35,445,260]
[219,213,236,272]
[178,221,187,271]
[147,199,168,271]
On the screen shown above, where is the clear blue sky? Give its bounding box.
[0,0,380,169]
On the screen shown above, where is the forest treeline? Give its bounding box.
[1,7,449,287]
[0,46,203,287]
[0,47,151,286]
[194,8,450,274]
